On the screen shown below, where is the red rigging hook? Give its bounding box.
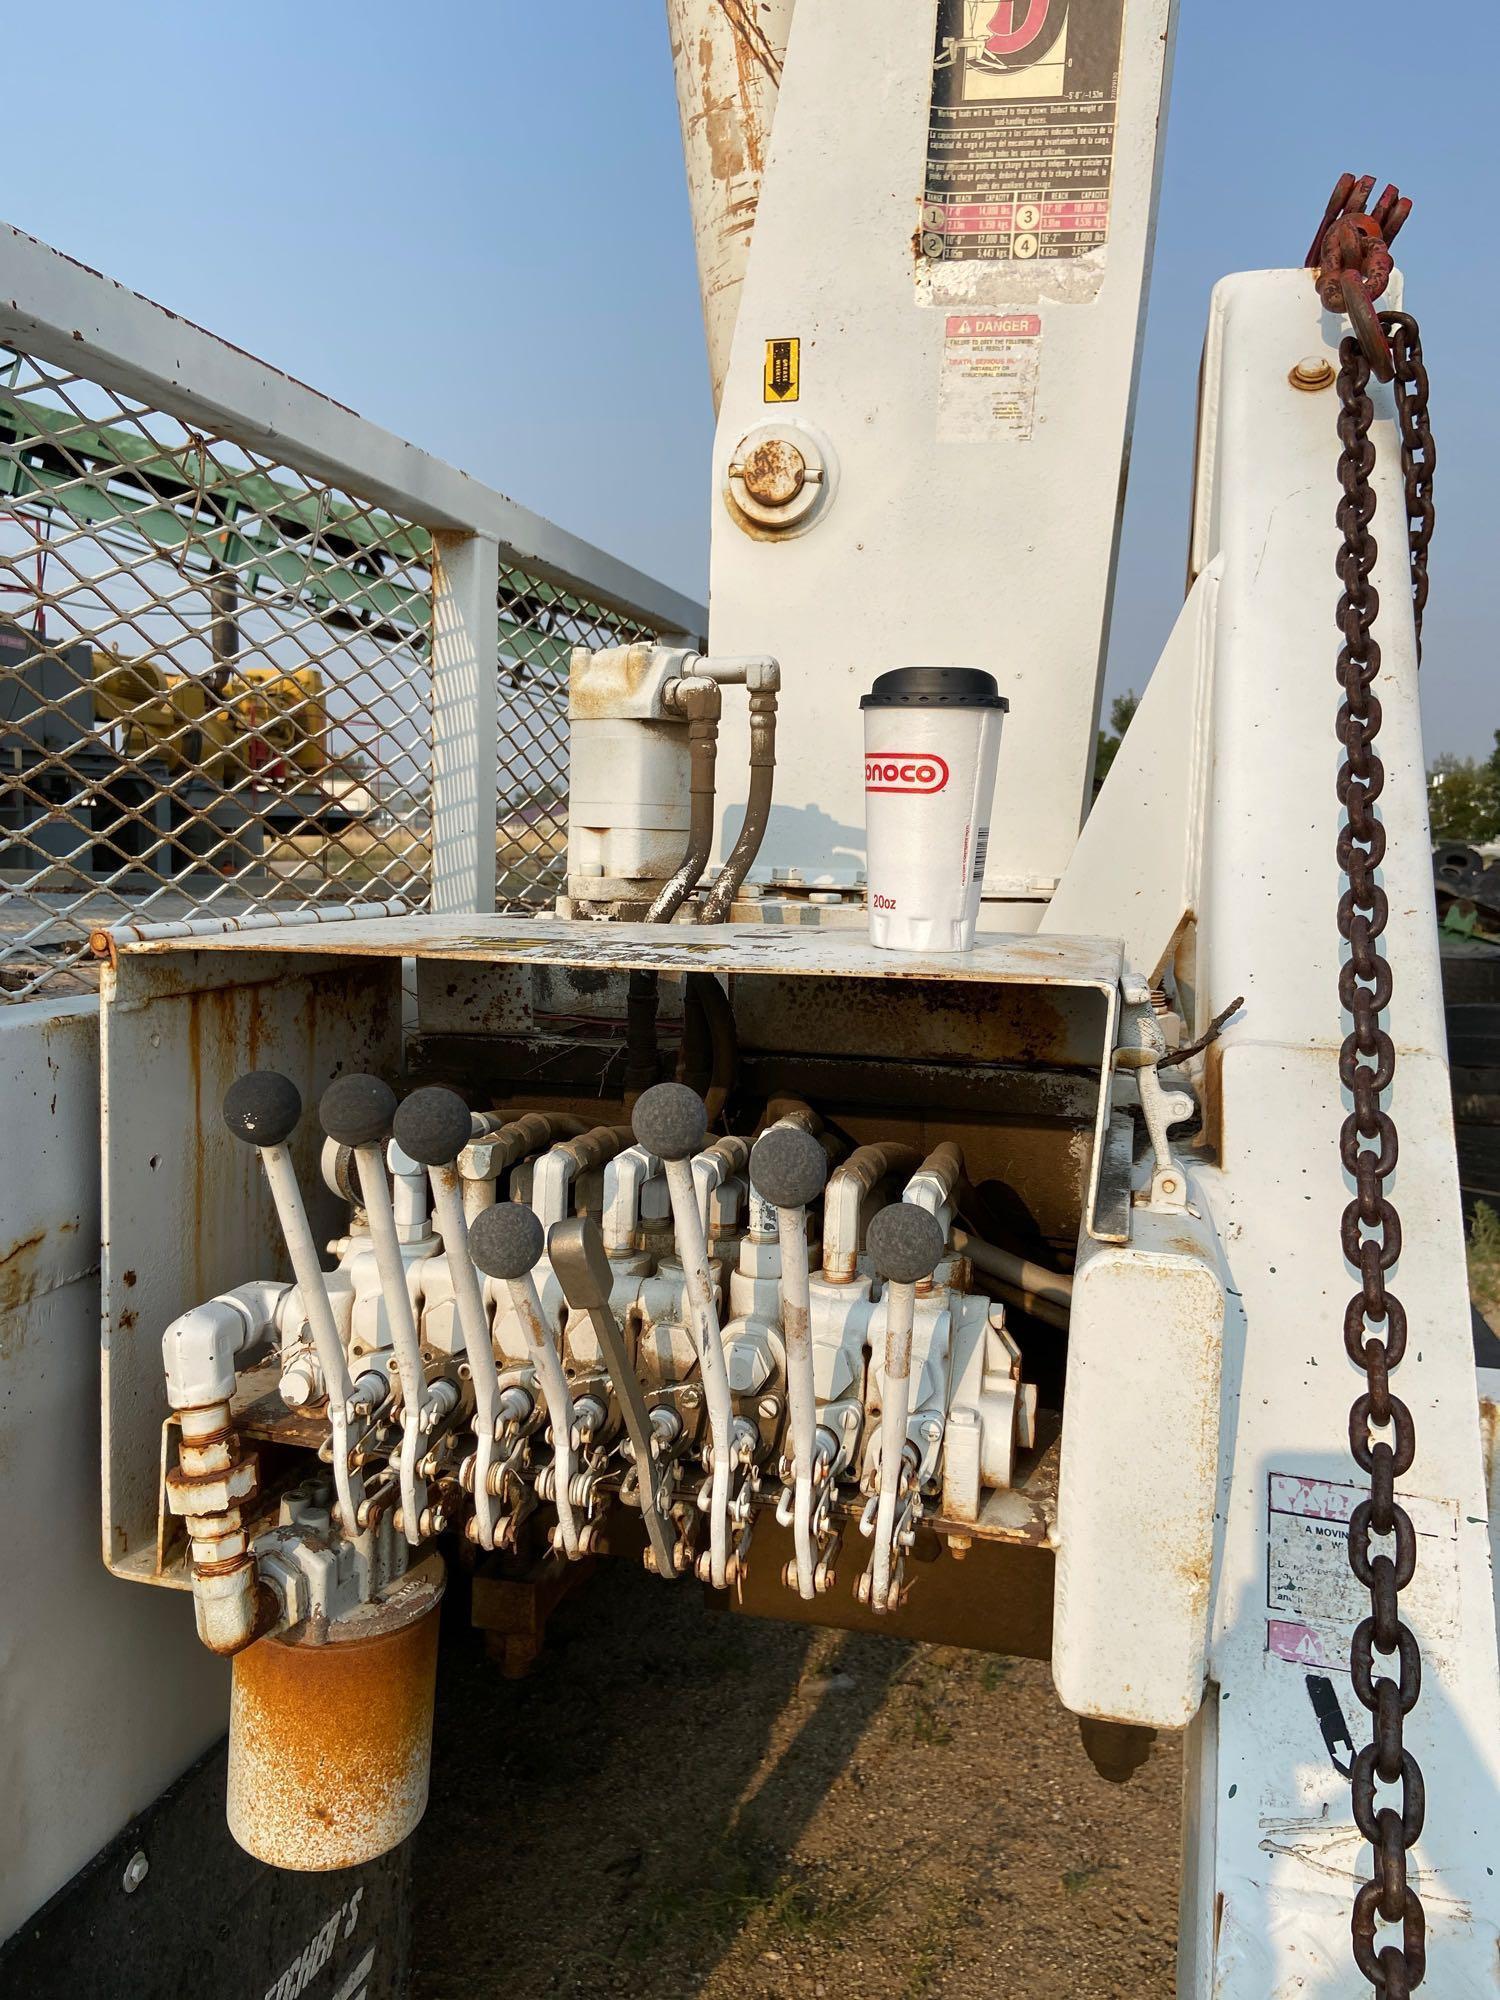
[1306,172,1412,382]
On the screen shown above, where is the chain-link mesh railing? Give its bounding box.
[0,341,686,997]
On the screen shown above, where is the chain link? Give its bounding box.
[1335,314,1433,1997]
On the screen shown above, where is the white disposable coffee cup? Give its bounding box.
[861,666,1007,953]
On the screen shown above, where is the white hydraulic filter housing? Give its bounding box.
[704,0,1176,918]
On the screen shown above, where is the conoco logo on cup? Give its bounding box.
[864,753,949,795]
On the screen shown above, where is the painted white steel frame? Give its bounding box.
[705,0,1176,911]
[0,224,706,917]
[1049,271,1500,1995]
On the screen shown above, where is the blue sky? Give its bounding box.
[7,2,1493,755]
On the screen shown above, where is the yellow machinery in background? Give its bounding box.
[91,652,328,785]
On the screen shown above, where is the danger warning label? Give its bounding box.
[922,1,1122,276]
[937,311,1041,442]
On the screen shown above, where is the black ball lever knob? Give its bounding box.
[749,1126,828,1211]
[223,1070,302,1150]
[319,1073,397,1150]
[631,1081,708,1163]
[468,1201,546,1281]
[866,1202,947,1286]
[392,1086,474,1168]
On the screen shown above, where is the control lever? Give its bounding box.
[320,1074,428,1543]
[549,1215,679,1581]
[468,1202,580,1558]
[748,1125,829,1600]
[222,1071,363,1533]
[632,1083,735,1588]
[859,1203,946,1614]
[394,1087,505,1551]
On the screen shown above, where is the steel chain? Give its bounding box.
[1335,314,1434,1997]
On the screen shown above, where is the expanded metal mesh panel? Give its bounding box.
[0,347,434,999]
[495,568,659,907]
[0,343,686,995]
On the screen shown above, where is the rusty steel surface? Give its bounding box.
[109,909,1123,989]
[1306,173,1411,382]
[665,0,794,406]
[226,1561,443,1871]
[1334,316,1435,1996]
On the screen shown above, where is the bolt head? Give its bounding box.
[122,1850,149,1894]
[1289,355,1336,392]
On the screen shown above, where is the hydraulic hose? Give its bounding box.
[699,685,777,922]
[950,1227,1072,1330]
[647,678,720,923]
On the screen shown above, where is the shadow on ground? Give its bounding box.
[411,1563,1180,2000]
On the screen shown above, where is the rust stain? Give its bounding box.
[227,1596,441,1870]
[119,1307,138,1331]
[0,1230,45,1318]
[123,1268,137,1288]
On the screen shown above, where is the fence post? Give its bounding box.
[429,530,500,914]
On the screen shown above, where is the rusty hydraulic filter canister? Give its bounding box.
[226,1559,444,1870]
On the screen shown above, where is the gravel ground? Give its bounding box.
[412,1563,1181,1999]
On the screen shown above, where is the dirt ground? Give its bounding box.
[411,1563,1181,1999]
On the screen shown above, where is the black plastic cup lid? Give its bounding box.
[860,666,1008,711]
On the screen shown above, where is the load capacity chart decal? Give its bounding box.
[921,0,1123,293]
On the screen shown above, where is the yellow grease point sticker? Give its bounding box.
[763,337,800,403]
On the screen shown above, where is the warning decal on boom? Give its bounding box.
[921,1,1123,290]
[764,337,800,403]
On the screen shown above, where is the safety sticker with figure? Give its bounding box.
[1263,1471,1460,1673]
[922,1,1123,272]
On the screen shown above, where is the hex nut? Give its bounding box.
[165,1452,258,1516]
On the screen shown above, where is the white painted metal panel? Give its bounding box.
[0,999,224,1942]
[1178,272,1499,1995]
[707,0,1176,898]
[1053,1185,1225,1727]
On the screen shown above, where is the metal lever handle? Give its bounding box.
[394,1087,505,1550]
[321,1074,428,1543]
[749,1124,829,1600]
[223,1071,362,1533]
[862,1202,946,1615]
[468,1202,579,1557]
[548,1214,678,1581]
[631,1083,733,1586]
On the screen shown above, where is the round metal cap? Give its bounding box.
[468,1201,545,1281]
[866,1202,946,1284]
[632,1081,708,1162]
[749,1126,828,1210]
[318,1073,397,1149]
[392,1087,474,1168]
[223,1071,302,1150]
[859,666,1008,712]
